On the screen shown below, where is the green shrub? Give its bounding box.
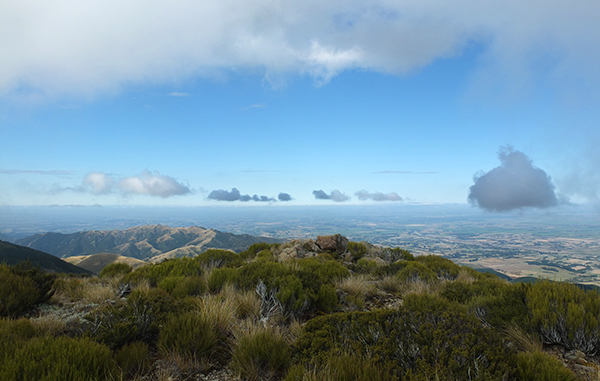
[207,267,239,292]
[382,247,414,262]
[231,328,291,381]
[416,255,460,280]
[0,336,119,381]
[526,280,600,354]
[0,263,55,317]
[294,296,516,379]
[123,257,203,286]
[0,318,39,361]
[373,260,409,278]
[87,288,179,349]
[158,312,218,362]
[515,351,578,381]
[396,262,438,283]
[352,258,378,274]
[256,249,276,262]
[295,257,350,284]
[194,249,241,268]
[158,275,206,298]
[115,341,151,379]
[347,241,368,262]
[99,262,132,278]
[239,242,277,261]
[284,353,396,381]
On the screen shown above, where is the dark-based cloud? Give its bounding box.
[312,189,350,202]
[208,188,277,202]
[468,147,558,212]
[355,190,403,202]
[278,192,292,201]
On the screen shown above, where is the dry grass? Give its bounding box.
[399,279,443,297]
[29,313,66,336]
[336,274,378,299]
[196,292,238,335]
[50,276,117,304]
[505,324,542,353]
[377,275,403,294]
[131,278,151,294]
[219,284,261,320]
[456,268,479,283]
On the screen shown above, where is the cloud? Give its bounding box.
[278,192,292,201]
[468,146,558,212]
[79,170,190,198]
[355,190,403,202]
[167,92,190,97]
[207,188,277,202]
[313,189,350,202]
[1,1,599,99]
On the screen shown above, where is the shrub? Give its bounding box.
[526,280,600,354]
[347,241,368,262]
[158,312,218,362]
[515,351,578,381]
[396,262,438,283]
[99,262,132,278]
[0,263,55,317]
[207,267,238,292]
[0,336,119,381]
[352,258,378,274]
[123,257,203,286]
[158,275,206,298]
[294,257,350,284]
[231,326,291,381]
[0,318,39,361]
[194,249,241,268]
[416,255,460,280]
[381,247,414,262]
[115,341,151,379]
[284,353,395,381]
[239,242,277,261]
[87,288,179,349]
[373,260,409,278]
[294,295,516,379]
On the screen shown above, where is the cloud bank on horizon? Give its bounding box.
[1,0,599,99]
[468,147,559,212]
[208,188,287,203]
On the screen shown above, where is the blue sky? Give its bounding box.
[1,0,599,209]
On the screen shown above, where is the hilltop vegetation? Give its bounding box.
[0,240,91,275]
[1,234,598,380]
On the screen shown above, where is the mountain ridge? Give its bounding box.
[15,224,283,261]
[0,240,91,275]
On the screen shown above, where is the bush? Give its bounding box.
[231,327,291,381]
[416,255,460,280]
[158,275,206,298]
[0,263,55,317]
[115,341,151,379]
[87,288,180,349]
[352,258,378,274]
[396,262,438,284]
[294,295,516,379]
[239,242,277,261]
[207,267,239,292]
[526,280,600,354]
[381,247,414,262]
[99,262,132,278]
[194,249,242,268]
[0,336,119,381]
[347,242,368,262]
[123,257,203,286]
[158,312,218,362]
[373,260,409,278]
[515,351,578,381]
[285,353,395,381]
[0,318,39,361]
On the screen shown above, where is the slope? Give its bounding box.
[0,240,91,275]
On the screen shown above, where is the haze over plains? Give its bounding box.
[1,1,599,211]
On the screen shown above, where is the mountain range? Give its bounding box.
[14,225,283,262]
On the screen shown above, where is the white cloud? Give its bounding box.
[1,0,599,99]
[81,170,190,198]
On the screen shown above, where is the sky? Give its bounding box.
[1,0,600,211]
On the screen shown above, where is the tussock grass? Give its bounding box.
[377,275,403,294]
[29,313,66,336]
[399,279,443,297]
[456,267,479,283]
[505,324,542,353]
[336,274,377,299]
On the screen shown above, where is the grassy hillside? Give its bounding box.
[15,225,282,260]
[0,240,91,275]
[65,253,147,274]
[1,235,595,380]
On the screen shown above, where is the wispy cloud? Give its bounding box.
[0,169,73,177]
[372,171,438,175]
[355,190,403,202]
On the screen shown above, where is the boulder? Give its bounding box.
[316,234,348,254]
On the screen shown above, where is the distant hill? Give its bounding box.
[0,240,91,275]
[63,252,147,274]
[15,225,283,261]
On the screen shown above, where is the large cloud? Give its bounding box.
[208,188,278,202]
[355,190,403,202]
[468,147,558,212]
[81,170,190,198]
[1,1,599,99]
[313,189,350,202]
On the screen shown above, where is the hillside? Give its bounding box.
[15,225,282,261]
[63,253,147,274]
[0,240,91,275]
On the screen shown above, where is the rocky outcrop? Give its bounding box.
[316,234,348,254]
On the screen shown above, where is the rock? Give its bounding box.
[570,364,597,380]
[316,234,348,254]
